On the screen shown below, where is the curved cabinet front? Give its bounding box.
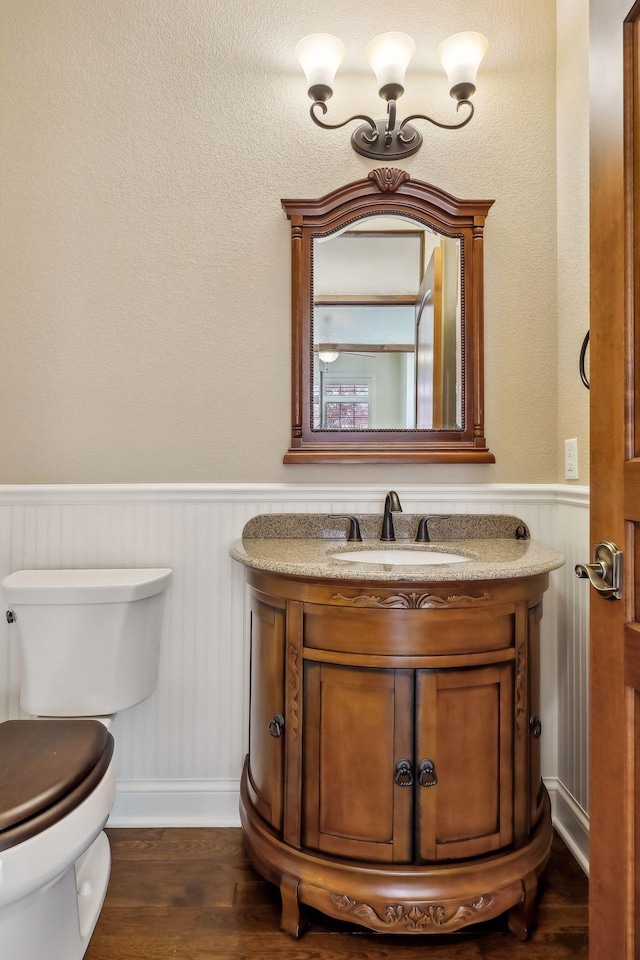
[241,569,553,941]
[246,594,285,831]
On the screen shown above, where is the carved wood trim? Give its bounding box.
[515,642,527,736]
[283,600,303,847]
[513,600,529,844]
[329,892,497,931]
[282,178,494,223]
[287,643,300,739]
[368,167,411,192]
[331,591,491,609]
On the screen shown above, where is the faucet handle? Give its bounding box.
[415,515,451,543]
[329,515,363,543]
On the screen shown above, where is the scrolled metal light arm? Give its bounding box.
[310,96,477,161]
[398,99,474,142]
[310,101,378,142]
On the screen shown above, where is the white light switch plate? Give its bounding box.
[565,438,579,479]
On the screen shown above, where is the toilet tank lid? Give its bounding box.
[2,568,173,605]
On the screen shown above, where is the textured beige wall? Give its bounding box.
[0,0,560,483]
[557,0,590,483]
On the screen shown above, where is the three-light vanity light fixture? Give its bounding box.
[295,31,488,160]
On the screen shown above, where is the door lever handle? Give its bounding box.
[575,540,622,600]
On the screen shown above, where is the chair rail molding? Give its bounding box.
[0,482,589,504]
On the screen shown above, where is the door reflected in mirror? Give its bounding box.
[312,216,462,431]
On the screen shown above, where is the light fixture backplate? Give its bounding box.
[351,121,423,160]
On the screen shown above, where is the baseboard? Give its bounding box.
[108,779,242,828]
[544,776,590,875]
[110,778,590,879]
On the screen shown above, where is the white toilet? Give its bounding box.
[0,567,172,960]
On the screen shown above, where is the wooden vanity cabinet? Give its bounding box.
[246,593,286,831]
[241,570,553,941]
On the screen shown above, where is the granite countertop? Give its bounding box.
[230,514,565,583]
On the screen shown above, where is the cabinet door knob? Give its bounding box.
[394,759,414,786]
[529,714,542,739]
[268,713,285,738]
[418,759,438,787]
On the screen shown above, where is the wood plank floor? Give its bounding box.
[85,829,588,960]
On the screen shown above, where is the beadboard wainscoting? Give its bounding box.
[548,490,591,873]
[0,484,589,866]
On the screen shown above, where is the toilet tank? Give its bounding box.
[2,569,172,717]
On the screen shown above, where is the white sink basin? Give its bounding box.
[330,549,470,566]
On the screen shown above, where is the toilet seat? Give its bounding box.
[0,719,114,853]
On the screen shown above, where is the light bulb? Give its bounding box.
[365,32,415,100]
[295,34,345,102]
[436,32,488,101]
[319,350,340,363]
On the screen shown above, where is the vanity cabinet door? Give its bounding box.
[303,662,414,863]
[415,664,514,862]
[247,596,285,831]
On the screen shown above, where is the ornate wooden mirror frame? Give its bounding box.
[282,167,494,464]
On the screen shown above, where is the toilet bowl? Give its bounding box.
[0,567,172,960]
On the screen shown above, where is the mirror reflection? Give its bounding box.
[312,216,462,431]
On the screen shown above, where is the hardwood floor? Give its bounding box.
[85,829,588,960]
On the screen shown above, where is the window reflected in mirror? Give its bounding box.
[312,216,462,432]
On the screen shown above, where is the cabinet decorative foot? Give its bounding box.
[280,874,304,938]
[507,871,538,941]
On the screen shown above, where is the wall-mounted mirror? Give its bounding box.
[283,168,494,463]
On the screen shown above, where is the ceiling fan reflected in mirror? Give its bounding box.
[317,315,377,363]
[318,346,377,362]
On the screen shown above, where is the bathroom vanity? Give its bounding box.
[230,513,564,941]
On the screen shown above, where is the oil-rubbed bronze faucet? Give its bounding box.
[329,514,363,542]
[380,491,403,541]
[415,515,451,543]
